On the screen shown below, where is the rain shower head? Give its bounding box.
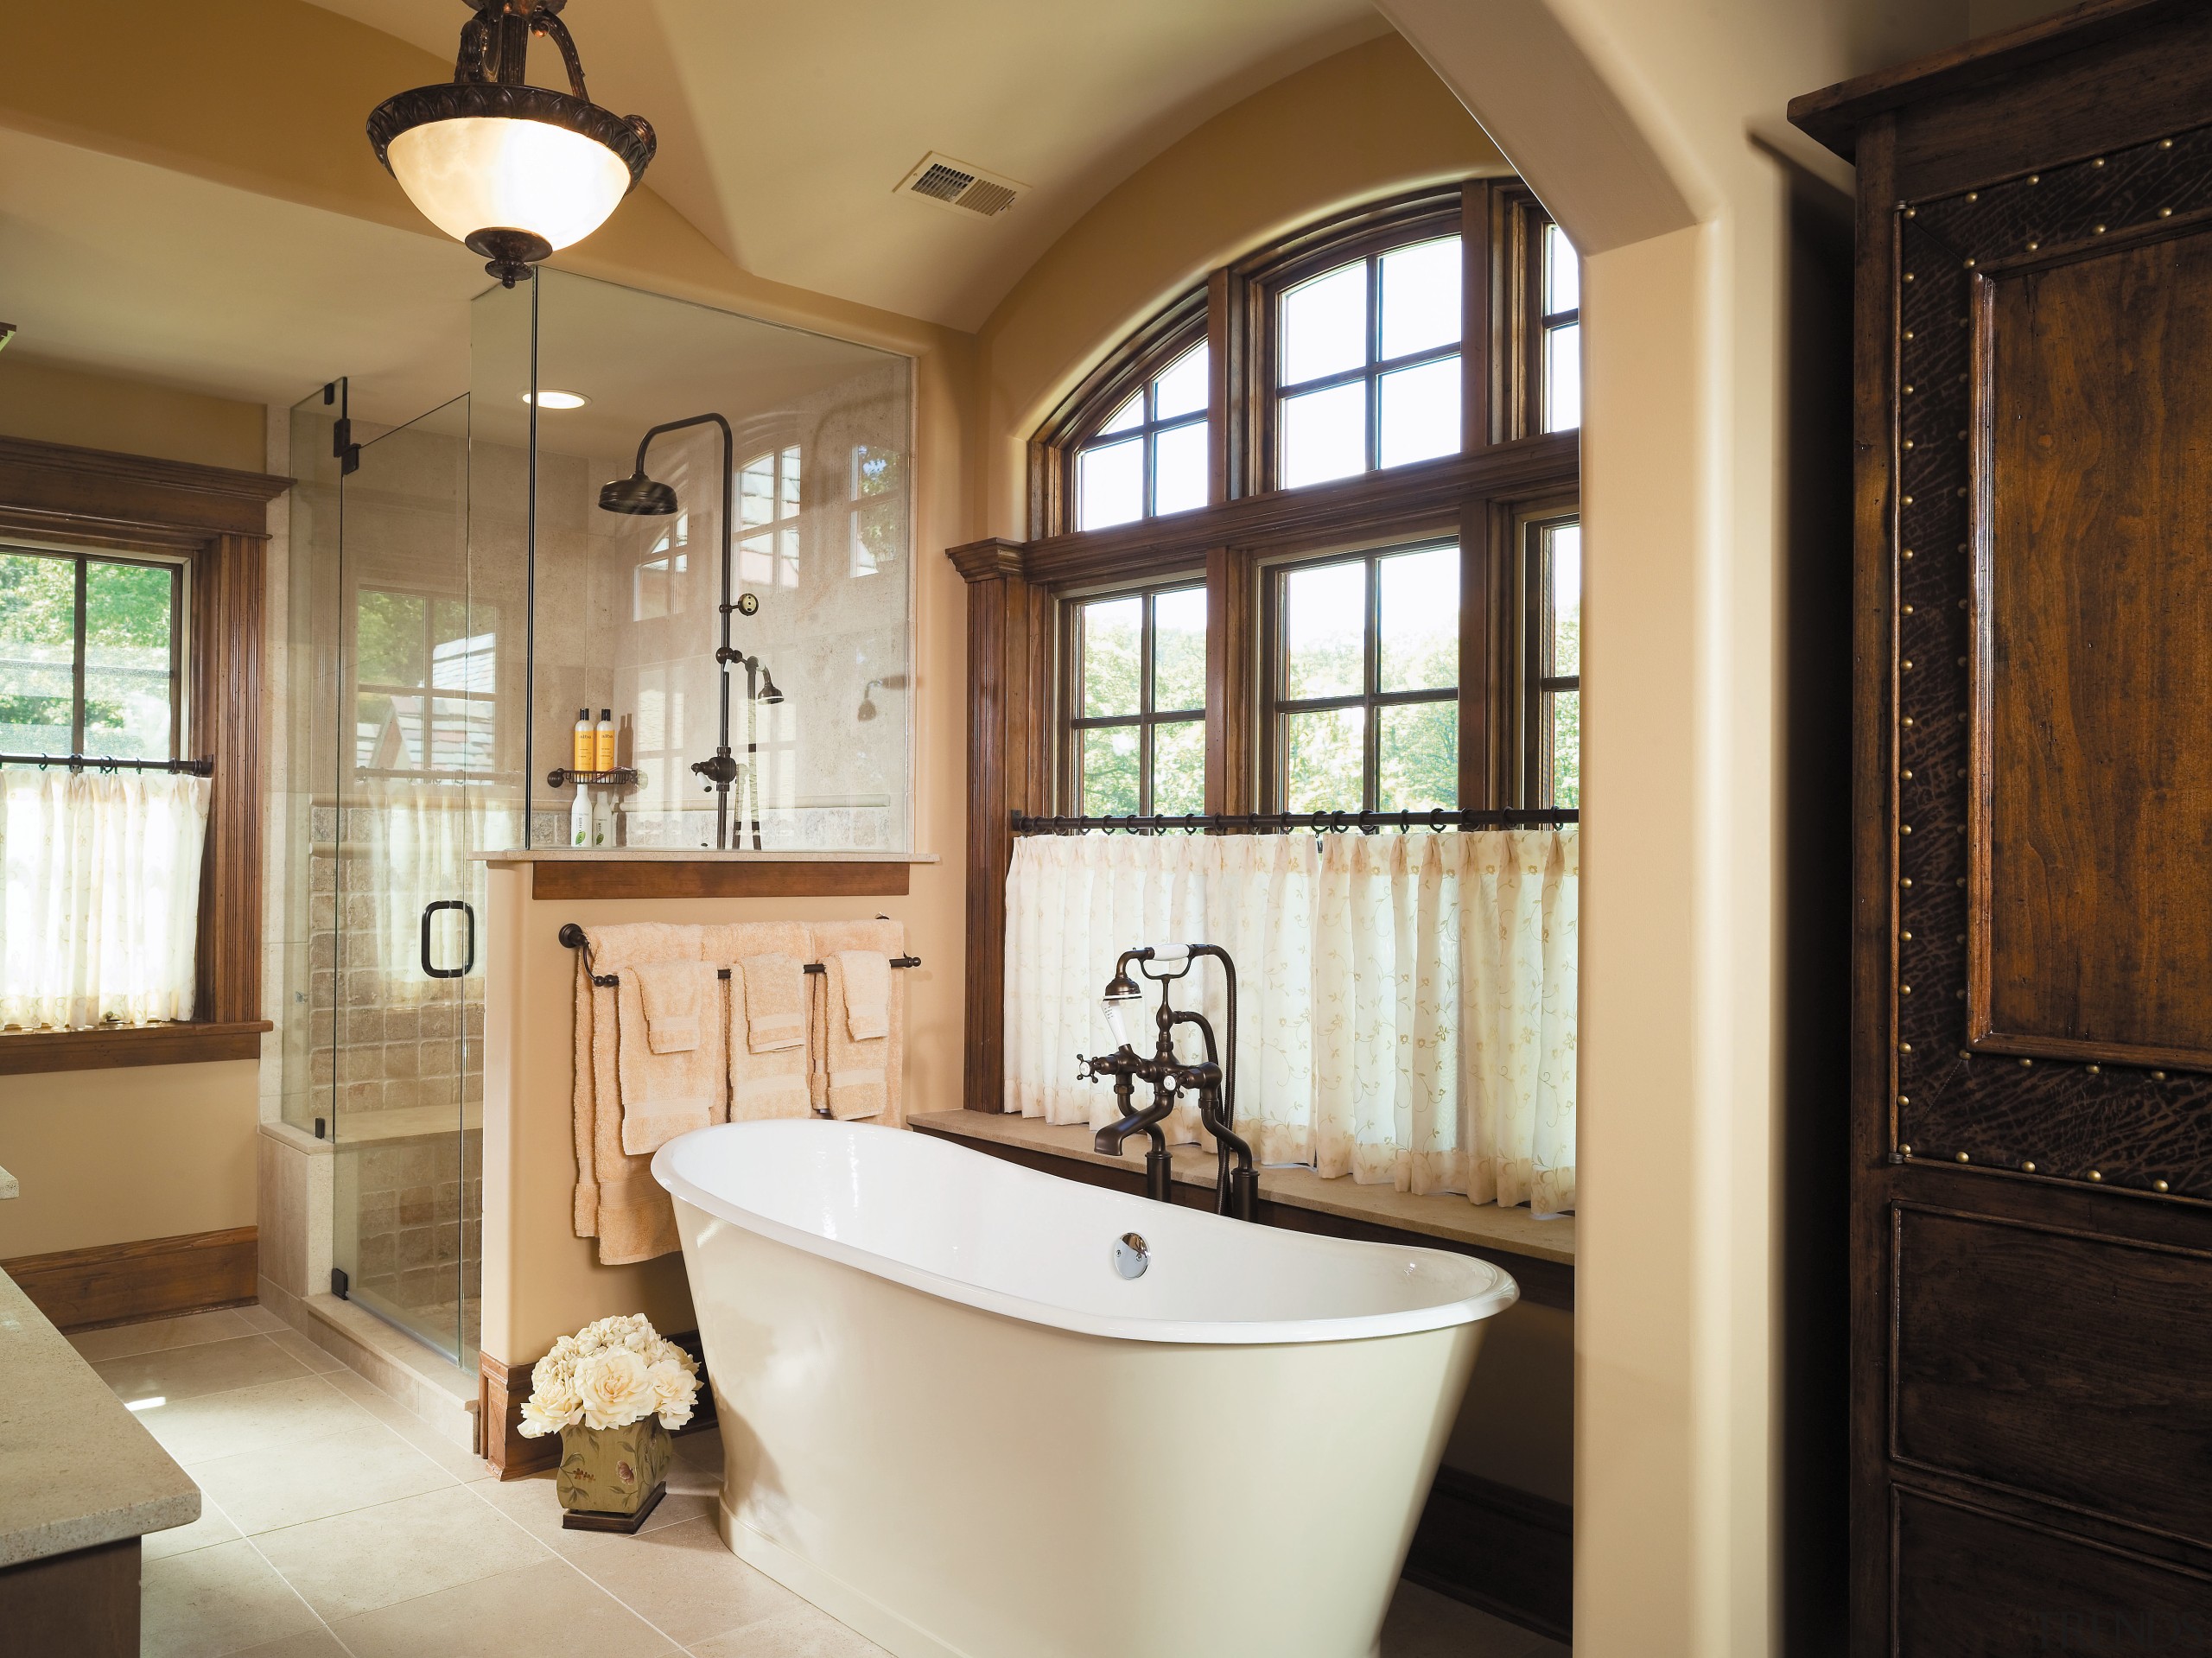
[597,470,679,515]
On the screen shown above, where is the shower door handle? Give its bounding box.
[421,899,474,980]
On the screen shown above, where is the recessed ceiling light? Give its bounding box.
[522,391,589,410]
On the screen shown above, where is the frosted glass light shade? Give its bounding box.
[387,117,632,251]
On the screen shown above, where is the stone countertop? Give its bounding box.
[0,1267,199,1567]
[471,848,938,864]
[908,1111,1577,1267]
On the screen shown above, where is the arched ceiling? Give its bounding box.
[301,0,1390,328]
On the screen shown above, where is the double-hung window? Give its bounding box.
[1065,583,1207,816]
[0,545,183,761]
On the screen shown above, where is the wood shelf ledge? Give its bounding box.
[0,1021,270,1077]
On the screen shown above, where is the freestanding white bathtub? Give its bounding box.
[652,1120,1516,1658]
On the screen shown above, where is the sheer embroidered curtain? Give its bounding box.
[1004,829,1577,1212]
[0,767,210,1030]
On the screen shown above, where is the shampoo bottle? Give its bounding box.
[572,708,593,774]
[595,708,616,772]
[570,785,592,848]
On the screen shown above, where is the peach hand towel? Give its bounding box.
[739,952,806,1052]
[731,955,810,1120]
[616,960,725,1156]
[702,921,816,1123]
[836,950,891,1040]
[578,922,697,1263]
[633,958,702,1052]
[809,920,906,1126]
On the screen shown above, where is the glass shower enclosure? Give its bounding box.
[277,269,914,1370]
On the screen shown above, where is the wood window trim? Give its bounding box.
[951,176,1580,1111]
[0,435,287,1077]
[1518,506,1584,808]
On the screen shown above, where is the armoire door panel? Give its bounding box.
[1975,228,2212,1070]
[1891,1204,2212,1547]
[1893,1487,2212,1658]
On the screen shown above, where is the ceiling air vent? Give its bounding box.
[896,152,1027,219]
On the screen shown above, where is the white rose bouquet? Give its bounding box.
[516,1312,700,1438]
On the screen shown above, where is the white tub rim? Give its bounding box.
[652,1120,1518,1347]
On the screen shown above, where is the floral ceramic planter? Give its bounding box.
[556,1417,672,1518]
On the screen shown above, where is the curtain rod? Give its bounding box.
[0,752,213,777]
[1010,807,1577,835]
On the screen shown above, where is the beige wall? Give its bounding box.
[0,1061,260,1258]
[479,867,967,1366]
[0,354,267,472]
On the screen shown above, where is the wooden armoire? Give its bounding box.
[1792,3,2212,1651]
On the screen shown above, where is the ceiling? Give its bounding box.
[301,0,1389,328]
[0,124,486,422]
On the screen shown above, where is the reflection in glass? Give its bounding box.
[1548,689,1581,806]
[1544,320,1581,434]
[1380,237,1462,360]
[1283,561,1365,700]
[1154,343,1209,419]
[1281,380,1367,488]
[1378,702,1457,810]
[1284,705,1365,813]
[1545,222,1580,315]
[1548,524,1581,676]
[0,551,77,755]
[82,560,175,759]
[1077,435,1145,530]
[1100,391,1145,435]
[1152,587,1207,712]
[1152,421,1207,517]
[1379,547,1459,692]
[1281,261,1367,385]
[1152,719,1205,815]
[1082,725,1141,815]
[1378,357,1460,468]
[1081,596,1142,717]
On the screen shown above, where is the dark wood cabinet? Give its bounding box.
[1792,3,2212,1650]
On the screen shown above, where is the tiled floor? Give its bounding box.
[82,1307,1567,1658]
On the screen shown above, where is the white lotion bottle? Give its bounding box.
[570,784,592,848]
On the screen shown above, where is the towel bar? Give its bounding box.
[558,924,919,984]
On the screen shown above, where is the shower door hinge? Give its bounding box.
[330,1266,350,1300]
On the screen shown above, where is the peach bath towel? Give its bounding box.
[616,960,726,1155]
[706,922,814,1122]
[574,922,702,1264]
[808,919,906,1126]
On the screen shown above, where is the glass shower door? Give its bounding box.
[321,393,488,1367]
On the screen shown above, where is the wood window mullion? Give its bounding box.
[69,555,86,755]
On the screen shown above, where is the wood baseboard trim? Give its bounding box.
[1404,1466,1573,1643]
[482,1329,719,1482]
[0,1227,258,1333]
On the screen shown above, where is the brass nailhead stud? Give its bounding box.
[1904,384,1916,394]
[1957,656,1968,667]
[1904,272,1916,283]
[2156,1179,2171,1192]
[2093,157,2106,168]
[2154,1070,2168,1081]
[1904,329,1916,340]
[2094,225,2107,235]
[1959,1050,1972,1061]
[2028,239,2040,250]
[2088,1064,2100,1074]
[1901,931,1914,941]
[1901,823,1914,834]
[1903,602,1916,613]
[1901,877,1915,887]
[1967,192,1979,202]
[2088,1170,2103,1181]
[1902,659,1916,671]
[1903,716,1916,727]
[1897,1097,1910,1109]
[1904,440,1916,450]
[1902,769,1915,780]
[1900,1042,1913,1054]
[1955,878,1966,888]
[2161,208,2175,219]
[2019,1058,2033,1067]
[1902,548,1916,560]
[2024,1161,2037,1173]
[1965,257,1977,268]
[1898,1143,1914,1156]
[2029,174,2041,183]
[1901,982,1914,994]
[2161,140,2174,149]
[1905,207,1918,218]
[1903,495,1916,505]
[1956,1152,1971,1164]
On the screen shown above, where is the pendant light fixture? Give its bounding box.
[366,0,655,288]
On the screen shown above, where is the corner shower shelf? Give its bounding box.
[546,767,640,789]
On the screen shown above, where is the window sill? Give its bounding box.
[908,1109,1575,1309]
[0,1021,271,1077]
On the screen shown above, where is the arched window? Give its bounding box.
[1009,180,1580,824]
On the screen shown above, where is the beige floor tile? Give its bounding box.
[689,1601,890,1658]
[321,1368,492,1482]
[251,1485,553,1621]
[1379,1579,1565,1658]
[144,1496,242,1561]
[226,1630,350,1658]
[568,1515,805,1645]
[235,1304,289,1334]
[140,1537,321,1658]
[226,1630,351,1658]
[66,1307,257,1363]
[328,1557,680,1657]
[90,1334,311,1406]
[188,1417,460,1535]
[259,1323,347,1375]
[133,1375,380,1466]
